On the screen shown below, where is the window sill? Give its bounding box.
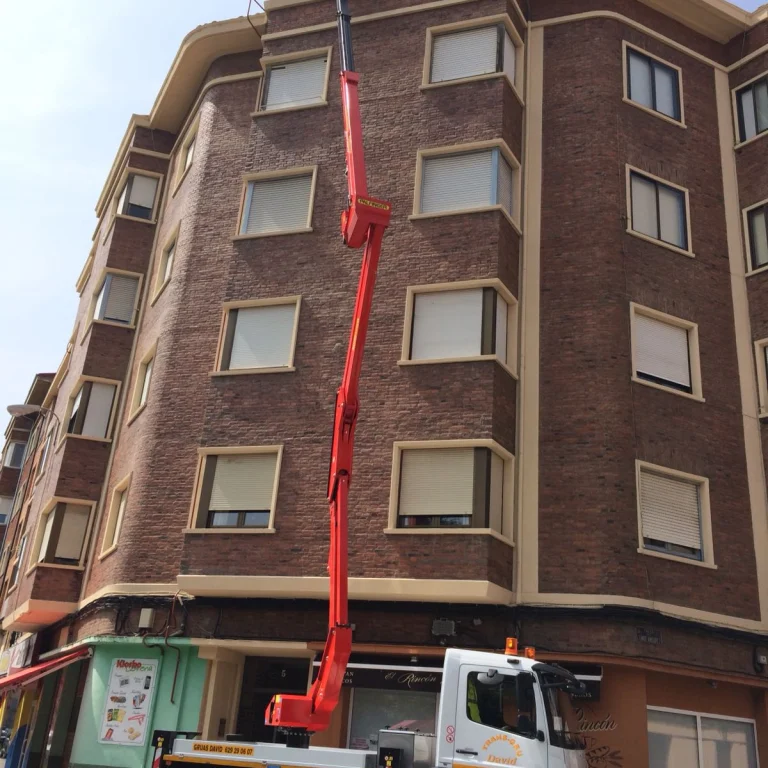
[98,545,118,561]
[26,562,85,578]
[126,403,147,426]
[420,72,524,107]
[735,129,768,151]
[252,100,329,117]
[183,528,277,535]
[410,206,522,236]
[631,376,705,402]
[626,229,694,258]
[233,227,313,241]
[210,367,296,377]
[56,434,112,454]
[621,97,686,129]
[397,356,518,380]
[150,277,172,306]
[93,319,136,332]
[384,527,514,547]
[115,213,158,226]
[746,263,768,278]
[637,547,716,569]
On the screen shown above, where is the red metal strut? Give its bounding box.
[265,0,391,736]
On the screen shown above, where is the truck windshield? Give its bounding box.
[538,675,585,751]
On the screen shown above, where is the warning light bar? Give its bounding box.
[505,638,519,656]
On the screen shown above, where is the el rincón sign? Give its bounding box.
[312,664,442,692]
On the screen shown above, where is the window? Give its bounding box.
[92,273,140,325]
[116,173,159,220]
[260,52,329,111]
[631,306,700,397]
[10,534,26,587]
[405,285,514,368]
[428,23,517,87]
[638,464,707,562]
[466,670,536,737]
[625,45,682,122]
[64,381,118,439]
[647,707,757,768]
[131,349,155,416]
[34,502,91,567]
[238,169,316,237]
[218,300,301,373]
[102,477,130,555]
[416,146,518,222]
[3,441,25,469]
[746,202,768,272]
[629,170,689,251]
[195,451,281,530]
[396,446,507,534]
[183,136,195,173]
[0,498,11,526]
[175,117,199,188]
[755,339,768,415]
[736,75,768,143]
[159,239,176,288]
[36,429,55,479]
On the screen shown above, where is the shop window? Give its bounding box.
[466,670,536,738]
[647,707,757,768]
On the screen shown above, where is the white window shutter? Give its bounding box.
[229,304,296,370]
[741,88,757,140]
[411,289,483,360]
[635,314,691,388]
[0,498,11,518]
[431,26,498,83]
[398,448,475,517]
[654,64,678,118]
[503,31,516,85]
[628,51,653,108]
[265,57,327,109]
[495,295,508,364]
[81,383,116,438]
[421,151,493,214]
[631,174,658,239]
[243,175,312,235]
[55,504,90,561]
[209,454,277,512]
[129,175,158,210]
[658,185,685,247]
[104,275,139,323]
[640,469,702,551]
[496,154,514,217]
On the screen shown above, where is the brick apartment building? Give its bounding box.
[0,0,768,766]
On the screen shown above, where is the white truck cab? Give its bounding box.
[155,646,587,768]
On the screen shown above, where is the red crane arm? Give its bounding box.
[265,0,391,738]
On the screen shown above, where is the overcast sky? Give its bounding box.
[0,0,764,413]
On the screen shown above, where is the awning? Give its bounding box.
[0,648,90,691]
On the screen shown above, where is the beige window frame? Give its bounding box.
[2,440,26,469]
[108,167,163,232]
[421,15,524,104]
[635,460,715,568]
[398,279,518,377]
[152,221,181,303]
[622,42,686,128]
[625,165,694,257]
[187,446,284,534]
[754,338,768,417]
[84,268,143,336]
[386,439,514,545]
[128,342,157,423]
[27,497,96,574]
[8,531,28,591]
[75,242,97,295]
[742,196,768,277]
[731,67,768,150]
[411,140,522,232]
[630,303,703,402]
[234,166,318,240]
[100,474,131,559]
[254,47,333,116]
[173,114,200,194]
[212,297,302,377]
[58,375,121,446]
[34,426,55,483]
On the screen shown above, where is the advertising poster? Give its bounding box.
[98,658,158,746]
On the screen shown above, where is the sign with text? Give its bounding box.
[98,658,158,746]
[313,664,442,692]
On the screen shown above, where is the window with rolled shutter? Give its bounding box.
[639,468,702,559]
[262,57,327,110]
[118,173,159,220]
[430,25,516,85]
[634,313,691,392]
[222,303,297,371]
[397,447,504,531]
[39,503,90,565]
[0,497,12,524]
[204,453,278,528]
[241,174,313,235]
[95,274,139,324]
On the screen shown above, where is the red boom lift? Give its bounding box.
[264,0,392,744]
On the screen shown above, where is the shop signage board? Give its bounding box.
[98,658,158,746]
[313,664,443,693]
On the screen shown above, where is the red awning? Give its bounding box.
[0,648,90,690]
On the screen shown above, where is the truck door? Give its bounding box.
[451,665,549,768]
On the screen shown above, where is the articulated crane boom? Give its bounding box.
[264,0,392,742]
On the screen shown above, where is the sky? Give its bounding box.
[0,0,764,415]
